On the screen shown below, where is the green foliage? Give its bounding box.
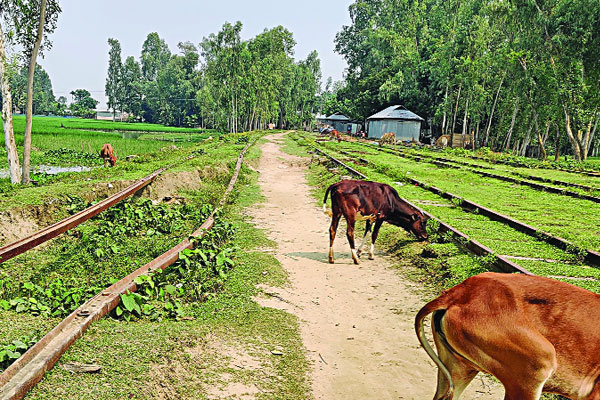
[69,89,98,118]
[42,148,101,165]
[113,214,237,321]
[334,0,600,160]
[0,331,40,371]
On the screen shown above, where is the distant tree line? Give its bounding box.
[329,0,600,161]
[105,22,322,132]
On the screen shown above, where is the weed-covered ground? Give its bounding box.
[291,133,600,298]
[317,139,600,253]
[1,133,310,399]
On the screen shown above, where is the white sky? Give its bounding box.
[37,0,353,109]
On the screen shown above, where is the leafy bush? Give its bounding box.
[114,215,236,321]
[42,148,102,166]
[0,331,40,371]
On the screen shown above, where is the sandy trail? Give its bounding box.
[249,133,502,399]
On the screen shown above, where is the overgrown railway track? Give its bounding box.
[334,147,600,268]
[298,133,600,289]
[370,144,600,203]
[0,154,197,264]
[0,141,255,400]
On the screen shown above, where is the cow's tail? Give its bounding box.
[322,184,334,217]
[415,296,455,399]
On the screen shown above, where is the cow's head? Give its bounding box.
[109,155,117,167]
[392,210,428,241]
[407,212,428,241]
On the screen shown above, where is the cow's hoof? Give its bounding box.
[353,258,360,265]
[329,259,335,264]
[368,254,374,260]
[356,249,362,257]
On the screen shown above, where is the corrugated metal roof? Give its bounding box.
[367,105,424,121]
[326,113,350,121]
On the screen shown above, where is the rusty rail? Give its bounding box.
[300,137,532,275]
[0,140,255,400]
[0,155,198,264]
[311,145,367,179]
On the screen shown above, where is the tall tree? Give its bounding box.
[105,38,123,121]
[121,56,142,117]
[10,0,61,183]
[0,20,20,183]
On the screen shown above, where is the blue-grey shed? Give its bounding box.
[367,105,424,141]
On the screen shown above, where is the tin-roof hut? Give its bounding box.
[366,105,424,141]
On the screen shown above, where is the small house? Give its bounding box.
[366,105,424,141]
[322,113,361,134]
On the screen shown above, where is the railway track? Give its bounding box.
[297,134,600,286]
[333,147,600,268]
[369,144,600,203]
[466,153,600,178]
[0,154,198,264]
[299,136,532,275]
[324,139,598,253]
[0,140,255,400]
[403,150,600,192]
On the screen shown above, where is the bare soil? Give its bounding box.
[249,133,503,399]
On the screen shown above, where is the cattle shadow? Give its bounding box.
[285,251,355,264]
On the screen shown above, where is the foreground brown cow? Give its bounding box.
[100,143,116,167]
[323,180,427,264]
[416,272,600,400]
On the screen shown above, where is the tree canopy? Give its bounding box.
[105,24,322,131]
[332,0,600,160]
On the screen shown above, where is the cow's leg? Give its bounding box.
[368,219,384,260]
[357,220,372,257]
[328,214,341,264]
[345,215,360,264]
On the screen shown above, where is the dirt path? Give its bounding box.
[250,133,503,399]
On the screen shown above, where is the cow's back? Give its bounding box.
[442,273,600,398]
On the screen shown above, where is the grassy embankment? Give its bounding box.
[1,132,310,399]
[307,136,600,294]
[0,116,222,210]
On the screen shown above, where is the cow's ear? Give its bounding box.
[411,213,418,221]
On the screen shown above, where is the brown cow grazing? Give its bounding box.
[323,180,427,264]
[100,143,116,167]
[329,129,342,142]
[415,272,600,400]
[380,132,396,145]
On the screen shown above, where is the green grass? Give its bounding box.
[2,133,310,399]
[1,116,221,168]
[319,139,600,253]
[407,147,600,193]
[292,133,600,298]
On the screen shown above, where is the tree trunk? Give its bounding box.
[583,111,598,160]
[554,124,561,162]
[441,84,448,135]
[520,122,533,157]
[451,83,462,137]
[0,22,21,183]
[504,97,520,152]
[22,0,48,184]
[484,73,505,145]
[563,107,583,162]
[461,97,469,137]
